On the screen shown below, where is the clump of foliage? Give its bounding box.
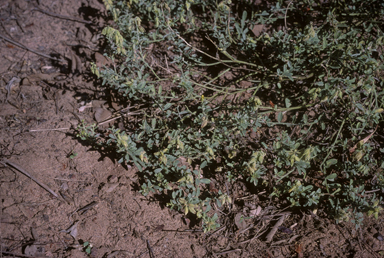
[78,0,384,231]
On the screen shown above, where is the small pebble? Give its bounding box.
[377,233,384,241]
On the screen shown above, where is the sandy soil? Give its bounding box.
[1,0,384,257]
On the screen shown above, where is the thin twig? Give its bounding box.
[97,112,141,126]
[76,201,98,215]
[1,251,35,258]
[32,7,93,24]
[238,228,269,245]
[207,226,226,240]
[0,34,66,62]
[146,240,155,258]
[0,159,65,203]
[320,119,346,171]
[266,214,289,242]
[238,223,257,235]
[364,189,380,194]
[54,177,87,182]
[172,29,257,73]
[284,1,293,31]
[215,249,242,255]
[29,128,70,132]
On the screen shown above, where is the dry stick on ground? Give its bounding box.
[146,240,155,258]
[0,159,65,203]
[97,111,142,126]
[97,106,144,126]
[29,128,70,132]
[1,251,37,258]
[207,226,226,240]
[215,249,242,256]
[265,214,289,243]
[32,7,93,24]
[0,34,66,63]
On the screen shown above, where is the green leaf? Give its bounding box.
[200,178,211,184]
[241,11,247,28]
[285,98,291,108]
[163,103,172,111]
[326,173,337,181]
[326,159,338,168]
[277,112,283,122]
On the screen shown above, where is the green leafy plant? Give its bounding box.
[78,0,384,231]
[83,241,92,255]
[67,151,78,160]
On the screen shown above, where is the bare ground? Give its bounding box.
[1,0,384,257]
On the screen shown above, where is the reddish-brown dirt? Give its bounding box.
[1,0,384,257]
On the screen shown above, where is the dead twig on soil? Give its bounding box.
[137,240,157,258]
[96,105,145,126]
[266,214,289,242]
[106,250,135,257]
[32,7,93,24]
[207,226,226,240]
[238,228,269,245]
[146,240,155,258]
[0,34,66,62]
[215,249,242,255]
[76,201,98,215]
[1,251,36,258]
[54,177,87,182]
[97,111,142,126]
[29,128,70,132]
[0,159,65,203]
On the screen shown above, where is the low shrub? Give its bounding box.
[78,0,384,231]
